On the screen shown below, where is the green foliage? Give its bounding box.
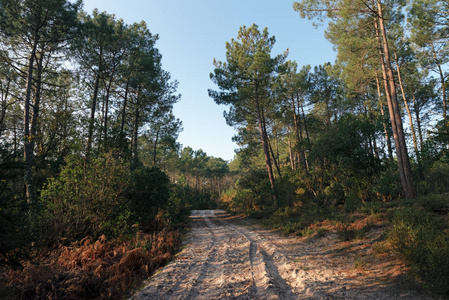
[40,153,132,241]
[423,161,449,194]
[170,185,216,211]
[309,114,382,205]
[221,168,273,214]
[373,164,402,201]
[372,241,391,254]
[165,185,191,225]
[0,147,29,267]
[352,257,367,270]
[388,207,449,293]
[127,166,170,232]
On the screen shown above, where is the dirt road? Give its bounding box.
[132,210,433,299]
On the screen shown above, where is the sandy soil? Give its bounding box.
[131,210,436,300]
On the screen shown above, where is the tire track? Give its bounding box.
[133,210,434,300]
[133,211,218,299]
[167,210,219,299]
[211,211,298,300]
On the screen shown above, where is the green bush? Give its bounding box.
[0,147,30,266]
[388,207,449,293]
[415,194,449,212]
[40,153,132,242]
[309,114,382,204]
[165,185,192,225]
[424,161,449,194]
[127,167,171,232]
[374,165,402,201]
[221,168,273,214]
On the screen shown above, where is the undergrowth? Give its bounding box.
[387,195,449,294]
[0,230,181,299]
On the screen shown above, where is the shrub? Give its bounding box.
[424,161,449,194]
[374,165,402,201]
[388,207,449,293]
[0,147,29,267]
[165,185,192,226]
[40,153,132,242]
[127,167,171,232]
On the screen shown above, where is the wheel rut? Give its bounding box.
[132,210,433,300]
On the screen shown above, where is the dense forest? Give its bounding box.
[209,0,449,296]
[0,0,230,298]
[1,0,449,298]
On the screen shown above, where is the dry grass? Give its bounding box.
[0,229,180,299]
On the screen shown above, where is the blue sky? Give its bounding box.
[82,0,336,161]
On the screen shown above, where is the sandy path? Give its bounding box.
[132,210,434,300]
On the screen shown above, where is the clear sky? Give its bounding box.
[81,0,336,161]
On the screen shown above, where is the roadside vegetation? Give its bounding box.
[0,1,226,298]
[210,3,449,295]
[2,0,449,298]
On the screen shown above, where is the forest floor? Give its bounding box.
[131,210,437,300]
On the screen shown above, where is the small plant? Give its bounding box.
[353,257,367,270]
[367,212,383,223]
[337,227,357,241]
[337,223,374,241]
[359,201,383,214]
[300,227,315,237]
[415,195,449,212]
[372,241,390,255]
[282,221,303,235]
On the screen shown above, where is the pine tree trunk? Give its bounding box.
[300,102,310,170]
[0,78,11,137]
[376,76,393,160]
[412,94,424,151]
[395,53,419,157]
[431,44,447,118]
[288,136,294,170]
[24,32,38,207]
[376,3,416,199]
[254,82,276,202]
[292,93,307,170]
[268,137,282,177]
[31,52,44,158]
[103,73,114,145]
[153,128,160,166]
[132,105,139,167]
[132,88,141,168]
[87,51,102,155]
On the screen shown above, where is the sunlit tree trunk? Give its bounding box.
[376,4,416,199]
[395,53,419,157]
[375,76,393,160]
